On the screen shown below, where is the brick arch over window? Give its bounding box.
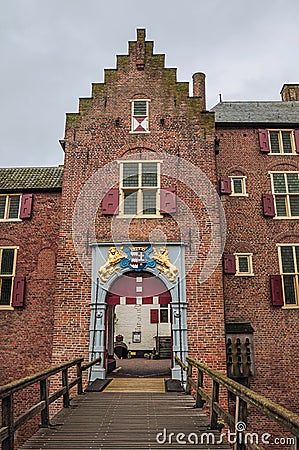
[268,162,299,172]
[274,233,299,244]
[106,271,171,305]
[228,168,248,177]
[131,93,149,99]
[120,146,158,157]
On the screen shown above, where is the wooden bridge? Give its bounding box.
[1,356,299,450]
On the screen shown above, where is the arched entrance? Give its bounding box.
[105,271,172,376]
[89,242,188,382]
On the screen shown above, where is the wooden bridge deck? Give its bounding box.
[21,384,231,449]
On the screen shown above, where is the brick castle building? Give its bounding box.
[1,29,299,440]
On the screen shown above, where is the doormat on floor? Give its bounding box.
[85,378,112,392]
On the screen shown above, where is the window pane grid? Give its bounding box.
[272,173,299,217]
[269,130,294,154]
[0,195,20,220]
[142,191,156,215]
[133,101,147,116]
[279,245,299,306]
[121,162,159,216]
[0,248,16,307]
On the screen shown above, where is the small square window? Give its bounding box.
[0,195,21,221]
[269,130,296,154]
[160,304,169,323]
[229,177,247,196]
[234,253,253,276]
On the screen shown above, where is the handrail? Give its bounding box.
[176,355,299,450]
[0,356,101,450]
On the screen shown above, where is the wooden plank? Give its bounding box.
[14,401,45,430]
[20,392,231,450]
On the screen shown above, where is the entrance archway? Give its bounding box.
[105,271,172,376]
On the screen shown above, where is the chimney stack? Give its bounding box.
[280,84,299,102]
[192,72,206,110]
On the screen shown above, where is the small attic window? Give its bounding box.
[131,99,150,133]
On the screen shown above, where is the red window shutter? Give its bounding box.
[223,254,236,274]
[20,194,33,219]
[102,189,119,215]
[220,177,232,195]
[12,277,25,307]
[160,187,176,214]
[294,129,299,153]
[150,309,159,323]
[262,194,275,217]
[270,275,283,306]
[258,129,270,153]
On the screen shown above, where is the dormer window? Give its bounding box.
[131,99,150,133]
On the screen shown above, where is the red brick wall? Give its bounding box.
[217,125,299,437]
[0,190,61,445]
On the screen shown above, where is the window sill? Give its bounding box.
[229,194,249,198]
[235,273,254,277]
[0,306,14,311]
[273,216,299,220]
[129,131,150,134]
[117,214,163,219]
[282,305,299,309]
[0,219,22,222]
[269,153,297,156]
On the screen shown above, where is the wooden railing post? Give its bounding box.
[235,395,247,450]
[195,369,204,408]
[2,394,14,450]
[210,380,219,430]
[40,378,50,427]
[185,363,192,395]
[77,361,83,395]
[62,369,70,408]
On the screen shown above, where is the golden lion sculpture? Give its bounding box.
[152,246,179,282]
[98,247,124,282]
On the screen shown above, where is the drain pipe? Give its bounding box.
[177,277,184,384]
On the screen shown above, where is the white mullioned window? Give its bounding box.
[119,161,161,217]
[0,247,17,307]
[269,130,296,154]
[131,99,150,133]
[234,253,254,276]
[229,176,247,196]
[270,172,299,218]
[0,195,21,221]
[278,244,299,307]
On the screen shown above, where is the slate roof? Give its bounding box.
[211,101,299,124]
[0,166,63,191]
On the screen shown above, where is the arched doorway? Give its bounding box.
[105,271,172,376]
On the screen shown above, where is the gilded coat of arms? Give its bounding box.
[98,245,178,282]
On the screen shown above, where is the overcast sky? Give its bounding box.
[1,0,298,168]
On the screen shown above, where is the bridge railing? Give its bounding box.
[176,355,299,450]
[0,356,101,450]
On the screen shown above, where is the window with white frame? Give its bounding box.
[278,244,299,307]
[229,176,247,196]
[235,253,253,276]
[131,99,150,133]
[269,130,296,154]
[271,172,299,218]
[0,247,17,307]
[119,161,161,217]
[160,303,170,323]
[0,195,21,221]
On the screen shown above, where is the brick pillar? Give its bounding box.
[192,72,206,110]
